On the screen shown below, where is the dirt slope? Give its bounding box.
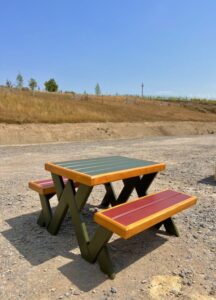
[0,121,216,145]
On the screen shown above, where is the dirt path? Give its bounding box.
[0,121,216,145]
[0,135,215,299]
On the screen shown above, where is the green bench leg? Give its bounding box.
[37,211,46,227]
[47,195,69,235]
[164,218,179,237]
[67,183,93,259]
[154,217,180,237]
[37,194,54,227]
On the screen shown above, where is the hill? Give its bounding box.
[0,87,216,124]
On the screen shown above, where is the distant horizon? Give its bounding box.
[1,83,216,101]
[2,72,216,100]
[1,1,216,99]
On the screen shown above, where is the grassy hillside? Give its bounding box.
[0,87,216,123]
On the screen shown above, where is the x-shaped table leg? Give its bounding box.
[45,172,167,279]
[44,176,115,277]
[99,172,157,208]
[47,174,92,235]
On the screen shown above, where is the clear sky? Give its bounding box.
[1,0,216,98]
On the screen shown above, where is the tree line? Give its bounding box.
[5,73,102,95]
[6,73,58,92]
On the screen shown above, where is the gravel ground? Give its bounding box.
[0,135,215,300]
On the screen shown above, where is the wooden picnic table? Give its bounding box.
[43,156,166,277]
[30,155,196,278]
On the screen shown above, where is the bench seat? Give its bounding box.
[29,178,79,195]
[94,189,197,239]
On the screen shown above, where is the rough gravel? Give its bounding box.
[0,135,215,300]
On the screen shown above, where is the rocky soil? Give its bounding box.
[0,135,215,299]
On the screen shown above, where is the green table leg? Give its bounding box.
[135,173,157,197]
[51,173,65,199]
[97,246,115,279]
[87,226,113,262]
[56,180,115,276]
[99,183,118,208]
[66,181,93,259]
[47,175,83,235]
[99,173,158,208]
[99,178,140,208]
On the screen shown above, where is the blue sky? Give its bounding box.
[0,0,216,98]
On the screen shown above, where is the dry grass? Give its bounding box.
[0,87,216,123]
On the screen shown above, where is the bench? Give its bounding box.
[91,189,197,278]
[94,189,197,240]
[29,178,79,227]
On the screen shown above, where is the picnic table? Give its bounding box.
[29,155,196,278]
[44,156,165,275]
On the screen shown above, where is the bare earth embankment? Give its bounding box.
[0,136,215,300]
[1,121,216,145]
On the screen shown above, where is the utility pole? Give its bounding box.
[141,82,144,97]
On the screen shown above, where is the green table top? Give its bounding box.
[45,156,166,186]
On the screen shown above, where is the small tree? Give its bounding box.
[6,79,12,88]
[44,78,58,92]
[16,72,24,88]
[29,78,37,91]
[95,83,101,96]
